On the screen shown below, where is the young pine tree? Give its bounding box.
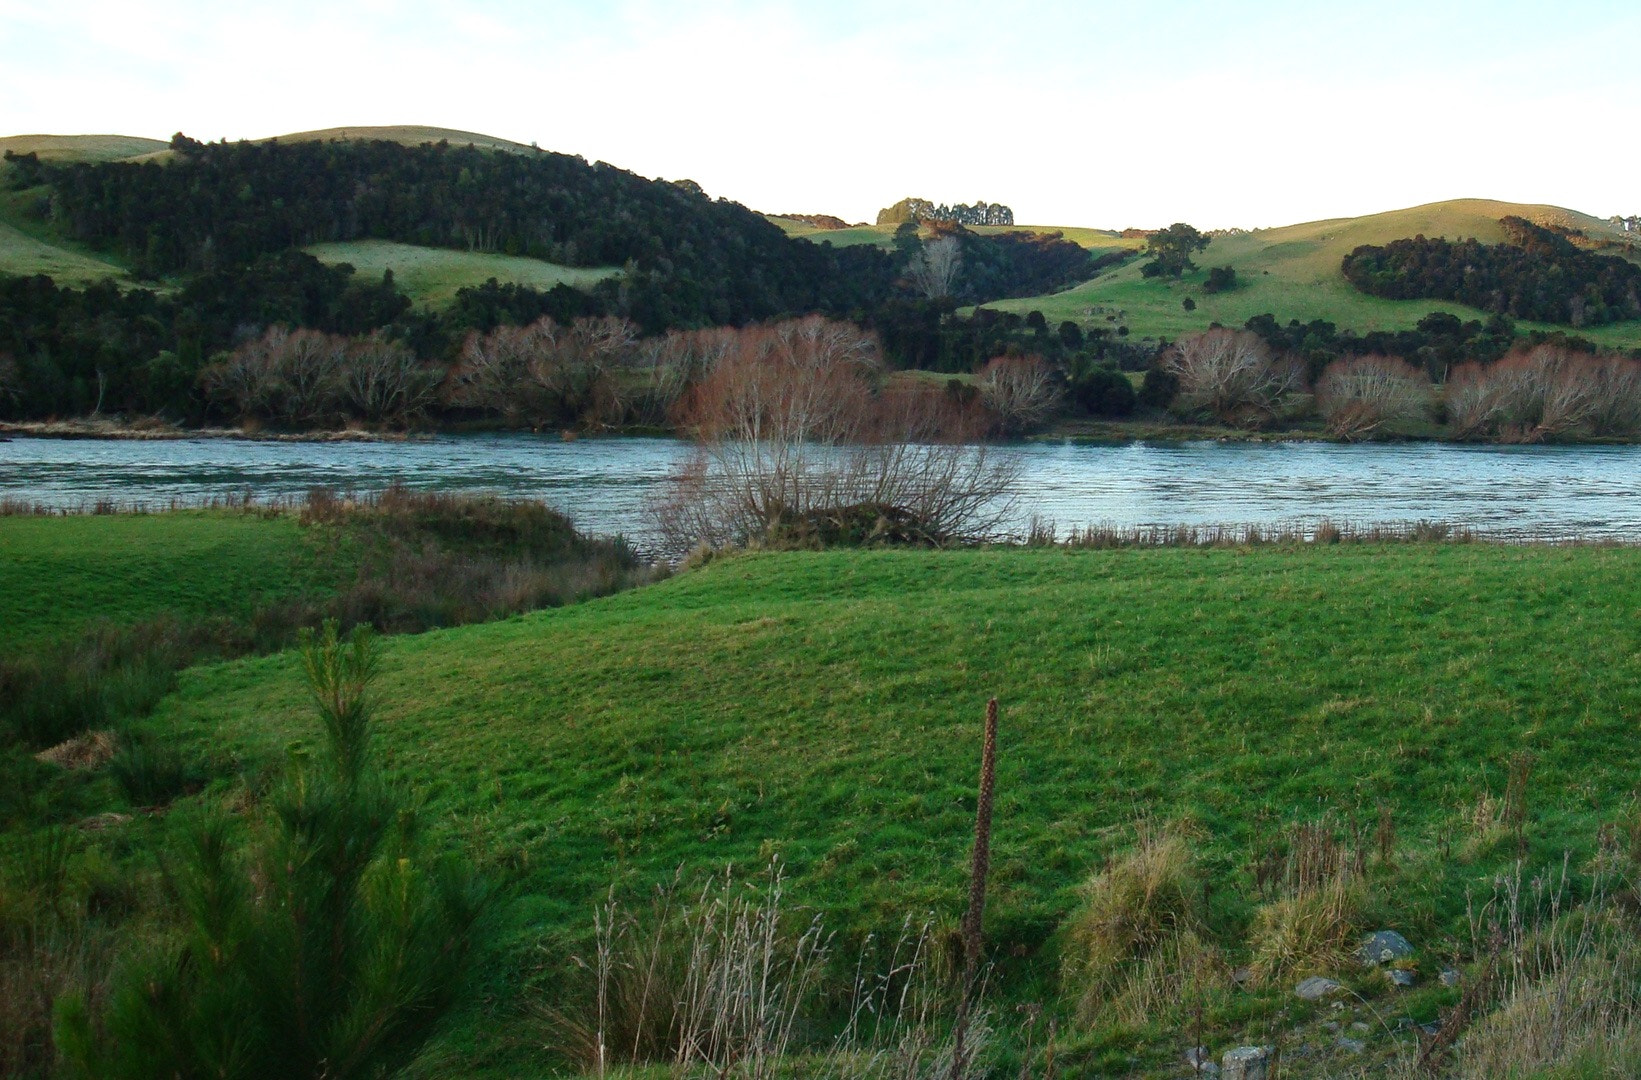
[56,623,485,1080]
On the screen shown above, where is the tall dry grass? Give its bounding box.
[1061,823,1223,1025]
[541,863,983,1080]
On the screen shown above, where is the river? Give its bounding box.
[3,435,1639,551]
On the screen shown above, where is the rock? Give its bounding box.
[1350,1022,1371,1034]
[1185,1046,1219,1074]
[1387,968,1417,988]
[1222,1045,1271,1080]
[1322,1021,1341,1034]
[1358,930,1414,966]
[78,811,131,831]
[1439,967,1461,987]
[1420,1021,1443,1036]
[1295,975,1345,1001]
[1337,1037,1366,1053]
[1232,966,1253,985]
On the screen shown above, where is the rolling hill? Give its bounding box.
[977,199,1641,349]
[0,133,168,163]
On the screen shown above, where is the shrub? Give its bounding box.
[1315,354,1432,439]
[55,623,486,1080]
[1070,366,1136,418]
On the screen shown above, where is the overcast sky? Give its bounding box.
[3,0,1637,229]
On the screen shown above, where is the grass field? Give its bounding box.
[120,540,1641,1072]
[0,511,342,651]
[306,239,621,308]
[978,199,1641,349]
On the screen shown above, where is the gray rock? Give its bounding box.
[1222,1045,1271,1080]
[1350,1021,1371,1034]
[1420,1021,1443,1036]
[1232,966,1253,985]
[1337,1037,1366,1053]
[1439,967,1461,987]
[1358,930,1415,966]
[1321,1021,1341,1034]
[1295,975,1345,1001]
[1185,1046,1212,1069]
[1387,968,1417,988]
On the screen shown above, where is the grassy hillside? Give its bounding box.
[0,134,167,163]
[307,239,620,308]
[0,511,341,651]
[980,199,1641,348]
[0,220,131,286]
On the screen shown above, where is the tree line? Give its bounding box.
[1341,216,1641,327]
[876,197,1015,226]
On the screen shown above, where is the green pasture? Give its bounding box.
[305,239,620,308]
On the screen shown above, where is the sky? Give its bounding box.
[2,0,1638,230]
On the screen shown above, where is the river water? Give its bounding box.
[3,435,1639,551]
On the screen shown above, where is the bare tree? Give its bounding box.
[1315,355,1431,440]
[907,235,963,299]
[448,316,639,425]
[338,333,442,425]
[655,317,1018,551]
[200,326,346,424]
[976,355,1064,435]
[447,320,553,421]
[632,326,740,424]
[1161,328,1301,425]
[1447,345,1641,441]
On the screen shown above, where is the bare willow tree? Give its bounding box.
[655,316,1018,550]
[338,333,442,425]
[976,355,1064,435]
[201,326,347,424]
[1446,345,1641,441]
[1161,328,1301,425]
[907,235,964,299]
[448,316,639,425]
[1314,355,1432,440]
[631,326,740,424]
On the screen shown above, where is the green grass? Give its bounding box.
[305,239,620,308]
[18,524,1641,1074]
[145,543,1641,940]
[978,199,1641,349]
[0,511,341,651]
